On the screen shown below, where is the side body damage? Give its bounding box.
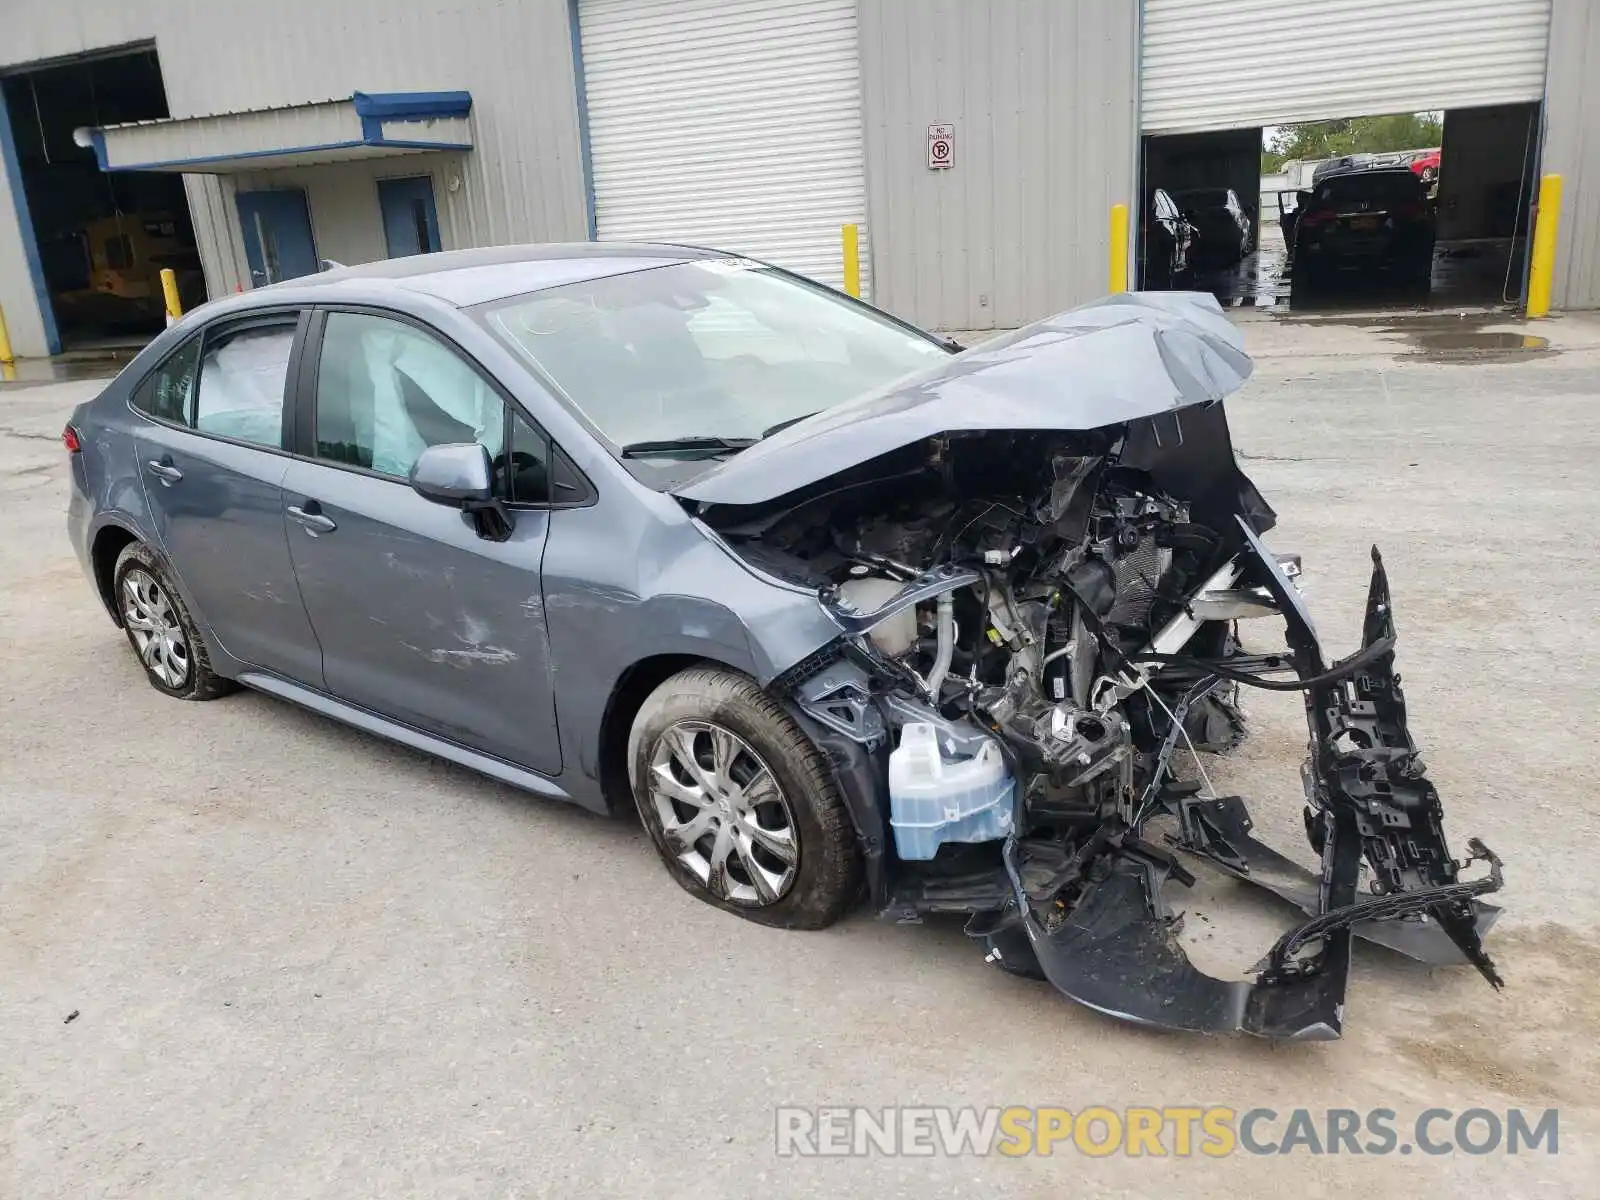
[685,297,1503,1040]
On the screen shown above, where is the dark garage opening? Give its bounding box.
[1138,102,1541,314]
[2,47,202,350]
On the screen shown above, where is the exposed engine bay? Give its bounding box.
[699,410,1505,1040]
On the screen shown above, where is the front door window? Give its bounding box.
[311,311,503,476]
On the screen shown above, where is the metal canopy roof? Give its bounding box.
[82,91,472,174]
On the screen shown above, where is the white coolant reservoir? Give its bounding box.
[836,576,918,657]
[888,723,1015,861]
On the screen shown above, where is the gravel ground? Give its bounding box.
[2,311,1598,1197]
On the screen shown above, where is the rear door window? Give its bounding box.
[130,338,202,425]
[194,322,296,449]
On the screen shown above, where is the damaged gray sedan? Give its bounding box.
[66,245,1502,1039]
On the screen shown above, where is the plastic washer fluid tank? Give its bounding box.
[888,722,1015,861]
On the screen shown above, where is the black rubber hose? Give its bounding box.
[1131,636,1396,692]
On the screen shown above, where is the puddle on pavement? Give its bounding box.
[1396,330,1551,361]
[1260,307,1554,361]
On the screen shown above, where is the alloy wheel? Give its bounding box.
[647,720,799,906]
[122,568,190,689]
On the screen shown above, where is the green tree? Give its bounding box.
[1261,112,1442,172]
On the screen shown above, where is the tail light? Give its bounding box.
[1395,201,1427,220]
[62,424,82,453]
[1298,209,1334,227]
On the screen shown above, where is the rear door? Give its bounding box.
[278,307,563,774]
[131,311,325,684]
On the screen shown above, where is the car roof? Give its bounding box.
[1318,167,1419,183]
[233,241,724,311]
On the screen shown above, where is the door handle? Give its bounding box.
[146,458,183,485]
[286,503,337,534]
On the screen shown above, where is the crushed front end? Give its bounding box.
[682,294,1504,1040]
[702,414,1502,1040]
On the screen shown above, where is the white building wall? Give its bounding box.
[0,0,587,357]
[858,0,1140,331]
[181,153,474,299]
[1543,0,1600,309]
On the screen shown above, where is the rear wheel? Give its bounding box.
[112,541,235,701]
[627,666,860,928]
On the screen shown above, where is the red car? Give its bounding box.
[1410,148,1441,187]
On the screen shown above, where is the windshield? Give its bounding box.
[1174,189,1229,208]
[476,259,950,453]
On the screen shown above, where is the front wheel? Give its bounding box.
[627,666,860,928]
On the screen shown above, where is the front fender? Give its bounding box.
[541,495,841,790]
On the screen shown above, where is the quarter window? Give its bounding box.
[131,338,201,425]
[313,311,504,479]
[194,323,295,449]
[500,408,551,504]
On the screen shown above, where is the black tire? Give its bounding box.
[112,541,236,701]
[627,665,860,929]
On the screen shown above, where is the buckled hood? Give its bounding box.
[673,291,1254,507]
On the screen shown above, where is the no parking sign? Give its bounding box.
[927,123,954,169]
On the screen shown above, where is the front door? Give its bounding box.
[130,312,325,685]
[280,309,561,774]
[236,189,319,285]
[377,176,442,258]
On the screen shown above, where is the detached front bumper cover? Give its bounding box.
[991,522,1504,1040]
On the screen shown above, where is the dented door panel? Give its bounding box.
[279,459,560,775]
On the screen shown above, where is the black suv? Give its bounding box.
[1293,168,1436,286]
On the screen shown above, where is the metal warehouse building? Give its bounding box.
[2,0,1597,359]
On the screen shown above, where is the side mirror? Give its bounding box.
[409,442,515,541]
[409,442,492,506]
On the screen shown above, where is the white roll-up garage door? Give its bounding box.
[577,0,868,294]
[1141,0,1552,134]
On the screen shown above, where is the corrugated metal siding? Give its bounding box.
[181,174,251,299]
[0,0,586,357]
[1142,0,1552,134]
[578,0,868,292]
[244,157,460,264]
[1544,0,1600,308]
[181,152,472,299]
[101,103,359,168]
[859,0,1138,330]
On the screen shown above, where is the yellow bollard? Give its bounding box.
[842,223,861,298]
[1525,174,1563,318]
[160,267,184,324]
[1108,203,1130,293]
[0,301,14,366]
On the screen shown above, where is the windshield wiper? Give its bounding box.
[761,411,820,439]
[620,435,758,459]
